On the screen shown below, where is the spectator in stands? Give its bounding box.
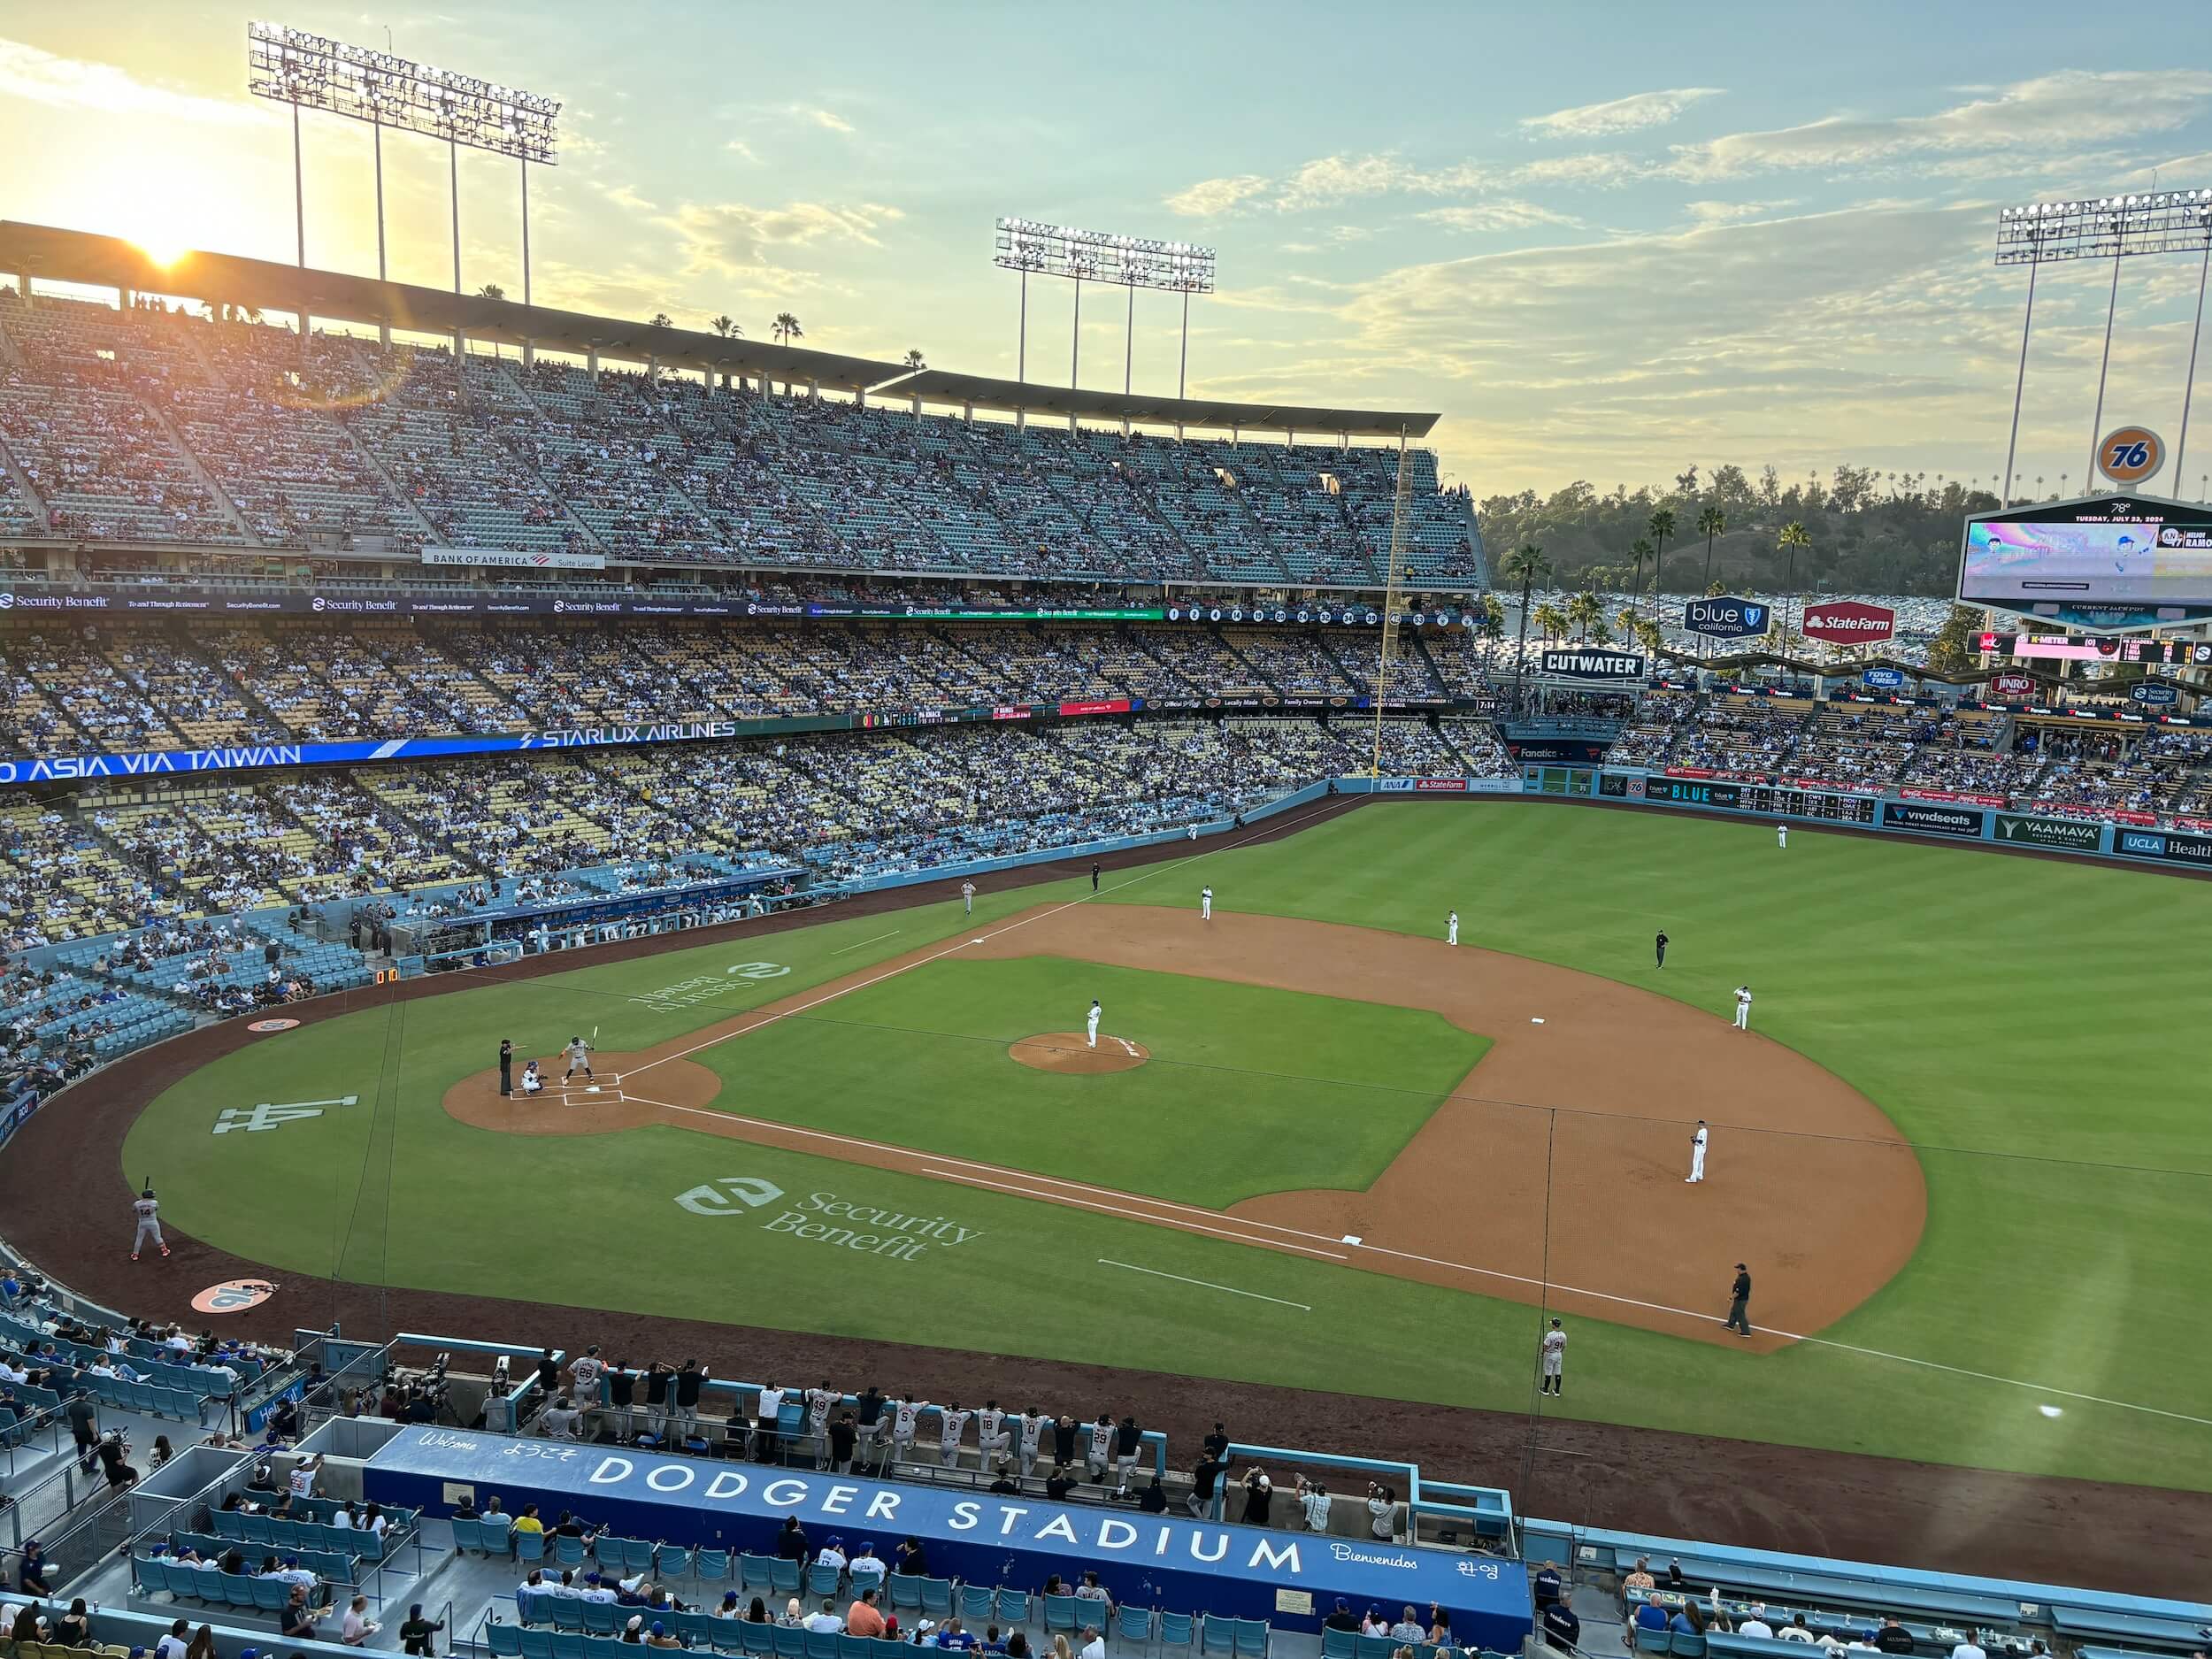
[846,1590,886,1639]
[1388,1608,1426,1642]
[155,1620,192,1659]
[646,1624,683,1650]
[1137,1475,1167,1514]
[1187,1450,1227,1518]
[1633,1601,1671,1641]
[1950,1634,1988,1659]
[400,1604,445,1656]
[803,1601,842,1635]
[8,1606,43,1645]
[1240,1465,1273,1525]
[1540,1598,1581,1652]
[19,1540,53,1595]
[1741,1606,1776,1640]
[542,1395,582,1440]
[1778,1614,1816,1643]
[1532,1563,1563,1609]
[1076,1628,1103,1659]
[1294,1475,1331,1532]
[1620,1558,1655,1612]
[1872,1617,1916,1655]
[1366,1483,1397,1541]
[281,1588,321,1644]
[744,1600,769,1625]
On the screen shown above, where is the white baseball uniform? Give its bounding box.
[1777,825,1788,849]
[1447,912,1459,946]
[1734,987,1752,1031]
[961,881,975,915]
[1201,887,1213,921]
[132,1194,164,1256]
[938,1407,971,1466]
[1540,1327,1566,1380]
[1687,1125,1709,1183]
[977,1405,1008,1461]
[1086,1002,1101,1048]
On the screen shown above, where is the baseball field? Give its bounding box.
[98,800,2212,1494]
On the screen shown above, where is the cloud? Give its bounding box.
[1667,70,2212,180]
[1521,87,1721,140]
[1418,201,1584,233]
[1164,173,1272,218]
[661,198,904,280]
[0,36,265,126]
[1683,199,1796,226]
[724,138,763,165]
[600,183,658,214]
[804,107,855,134]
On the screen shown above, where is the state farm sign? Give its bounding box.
[1801,601,1895,644]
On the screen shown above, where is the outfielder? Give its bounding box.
[1733,986,1752,1032]
[131,1187,167,1261]
[1538,1319,1566,1396]
[961,880,976,916]
[1686,1119,1709,1183]
[1777,824,1788,849]
[1087,1000,1102,1049]
[564,1034,595,1080]
[1447,910,1459,946]
[1200,885,1213,922]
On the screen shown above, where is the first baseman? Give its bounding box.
[131,1187,167,1261]
[1200,885,1213,922]
[1087,1000,1102,1049]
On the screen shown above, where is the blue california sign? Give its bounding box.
[1684,596,1770,639]
[359,1427,1530,1645]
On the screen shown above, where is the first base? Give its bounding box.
[1531,1017,1546,1025]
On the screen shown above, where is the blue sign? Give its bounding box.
[1863,667,1907,689]
[360,1427,1529,1645]
[2129,681,2180,706]
[1684,596,1770,640]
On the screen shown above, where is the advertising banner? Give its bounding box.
[420,548,606,570]
[1801,600,1896,643]
[2115,827,2212,866]
[1900,787,2008,808]
[359,1427,1531,1646]
[1683,595,1771,639]
[1643,778,1744,808]
[1536,649,1645,681]
[1990,672,2037,698]
[2130,681,2181,707]
[1993,814,2103,851]
[1862,667,1907,689]
[1883,801,1985,838]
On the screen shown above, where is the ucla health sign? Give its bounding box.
[360,1427,1528,1644]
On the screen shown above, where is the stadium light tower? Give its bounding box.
[249,22,560,354]
[1993,190,2212,500]
[995,219,1216,399]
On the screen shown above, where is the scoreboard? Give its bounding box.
[1636,776,1878,823]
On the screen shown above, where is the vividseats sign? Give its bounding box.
[359,1427,1530,1644]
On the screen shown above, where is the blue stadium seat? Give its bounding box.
[808,1562,842,1600]
[486,1623,525,1659]
[1118,1607,1156,1647]
[553,1632,588,1659]
[1232,1617,1271,1658]
[694,1548,730,1586]
[583,1602,620,1636]
[1201,1615,1238,1657]
[805,1633,840,1659]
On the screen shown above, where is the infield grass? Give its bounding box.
[121,801,2212,1491]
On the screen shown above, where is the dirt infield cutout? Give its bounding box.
[1008,1030,1152,1073]
[441,904,1926,1350]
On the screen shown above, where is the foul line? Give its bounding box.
[624,795,1356,1087]
[920,1167,1347,1261]
[1098,1258,1310,1310]
[831,930,903,956]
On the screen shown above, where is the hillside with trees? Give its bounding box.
[1478,464,2001,597]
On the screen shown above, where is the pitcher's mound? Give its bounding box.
[1009,1032,1151,1074]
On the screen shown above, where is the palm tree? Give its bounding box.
[902,349,926,372]
[477,283,505,301]
[649,311,672,329]
[1696,503,1726,594]
[709,315,740,338]
[1566,591,1602,642]
[1531,601,1570,648]
[1778,520,1811,641]
[1628,536,1653,616]
[773,312,804,347]
[1646,506,1676,626]
[1500,542,1552,704]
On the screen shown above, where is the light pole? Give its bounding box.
[1993,190,2211,497]
[248,23,560,354]
[995,219,1215,410]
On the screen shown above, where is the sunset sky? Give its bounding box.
[4,2,2211,500]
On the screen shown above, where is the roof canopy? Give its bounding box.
[0,221,1439,440]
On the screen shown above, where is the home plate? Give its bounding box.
[586,1086,603,1094]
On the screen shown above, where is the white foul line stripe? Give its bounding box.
[831,930,903,956]
[1098,1258,1310,1310]
[919,1167,1348,1262]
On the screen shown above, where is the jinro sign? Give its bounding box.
[1801,601,1895,644]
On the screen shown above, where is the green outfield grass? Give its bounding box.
[120,803,2212,1490]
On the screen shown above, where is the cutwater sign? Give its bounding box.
[1684,596,1770,639]
[1537,649,1645,681]
[359,1427,1530,1646]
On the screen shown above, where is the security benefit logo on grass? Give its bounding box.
[674,1177,984,1263]
[630,962,789,1012]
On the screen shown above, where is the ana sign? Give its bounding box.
[1537,649,1645,682]
[1683,596,1770,640]
[1801,600,1896,644]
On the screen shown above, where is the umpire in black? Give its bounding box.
[499,1039,514,1096]
[1725,1263,1753,1336]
